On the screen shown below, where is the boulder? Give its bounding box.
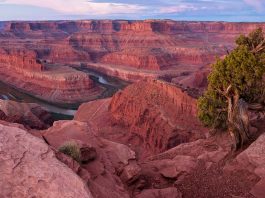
[120,161,141,184]
[230,133,265,197]
[0,124,93,198]
[80,145,97,163]
[55,151,81,173]
[150,155,197,179]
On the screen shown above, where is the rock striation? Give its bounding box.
[75,80,207,158]
[0,48,44,71]
[0,56,102,103]
[109,80,207,155]
[0,45,101,104]
[1,20,265,99]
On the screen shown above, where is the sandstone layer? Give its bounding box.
[109,80,207,154]
[1,20,265,198]
[1,80,265,197]
[0,46,102,104]
[0,46,103,103]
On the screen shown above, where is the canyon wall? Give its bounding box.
[0,48,43,71]
[4,20,265,34]
[0,64,101,104]
[0,20,265,103]
[0,47,100,103]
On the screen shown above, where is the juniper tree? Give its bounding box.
[198,28,265,150]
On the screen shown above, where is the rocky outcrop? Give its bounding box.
[225,133,265,198]
[0,123,93,198]
[109,80,207,155]
[42,120,138,198]
[0,63,103,103]
[0,48,43,71]
[75,80,207,158]
[0,99,53,129]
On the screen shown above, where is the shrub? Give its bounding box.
[58,141,81,163]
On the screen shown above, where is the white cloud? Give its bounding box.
[244,0,265,12]
[159,4,198,14]
[0,0,145,15]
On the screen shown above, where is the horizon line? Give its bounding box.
[1,19,265,23]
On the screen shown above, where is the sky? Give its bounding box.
[0,0,265,22]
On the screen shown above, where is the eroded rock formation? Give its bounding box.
[0,99,53,129]
[0,48,43,71]
[75,80,207,158]
[109,80,207,155]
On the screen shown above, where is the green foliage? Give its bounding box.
[58,141,81,163]
[198,28,265,129]
[198,90,227,129]
[236,28,264,53]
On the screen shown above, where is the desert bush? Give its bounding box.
[58,141,81,163]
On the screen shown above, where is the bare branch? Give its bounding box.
[224,84,232,96]
[248,103,264,110]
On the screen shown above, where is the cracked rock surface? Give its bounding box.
[0,124,93,198]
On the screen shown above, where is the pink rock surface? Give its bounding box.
[42,120,136,198]
[0,123,93,198]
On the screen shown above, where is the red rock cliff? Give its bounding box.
[109,80,206,155]
[0,48,43,71]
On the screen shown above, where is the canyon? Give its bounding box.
[0,20,265,198]
[1,20,265,104]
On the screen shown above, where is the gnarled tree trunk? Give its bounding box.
[227,92,250,150]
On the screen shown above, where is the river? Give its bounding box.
[0,69,128,120]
